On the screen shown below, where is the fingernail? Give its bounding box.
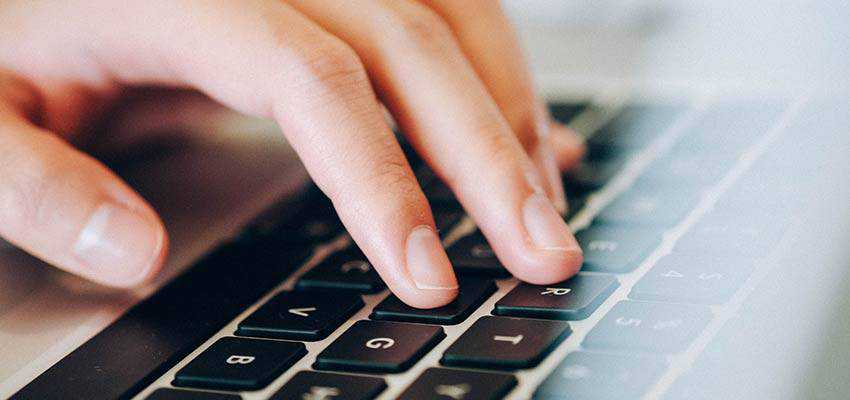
[406,225,459,291]
[523,193,579,251]
[73,203,164,286]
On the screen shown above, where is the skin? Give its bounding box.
[0,0,585,309]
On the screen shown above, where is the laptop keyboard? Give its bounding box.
[13,97,809,400]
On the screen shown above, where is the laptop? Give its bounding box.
[2,1,849,399]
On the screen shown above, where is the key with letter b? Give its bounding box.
[174,337,306,391]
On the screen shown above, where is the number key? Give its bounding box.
[533,351,666,400]
[583,301,711,353]
[630,254,754,304]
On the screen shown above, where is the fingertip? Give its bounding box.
[511,247,584,285]
[393,286,459,310]
[75,203,169,288]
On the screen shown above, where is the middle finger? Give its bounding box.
[284,0,582,284]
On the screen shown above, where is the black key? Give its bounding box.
[533,351,667,400]
[548,102,588,124]
[424,178,461,208]
[563,159,625,192]
[433,206,464,238]
[259,193,344,245]
[397,368,517,400]
[315,320,445,373]
[447,233,510,277]
[494,274,619,320]
[575,226,662,273]
[12,240,308,400]
[583,301,711,353]
[237,291,363,341]
[270,371,386,400]
[630,254,754,304]
[565,192,588,220]
[297,249,386,293]
[145,388,241,400]
[145,389,241,400]
[371,279,496,325]
[441,316,571,370]
[595,186,701,227]
[174,337,306,391]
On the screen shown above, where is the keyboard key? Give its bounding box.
[596,187,701,227]
[259,193,343,245]
[588,104,685,150]
[237,291,363,341]
[441,316,571,370]
[424,178,460,208]
[297,249,385,293]
[315,320,445,373]
[576,226,663,273]
[638,149,739,186]
[674,101,786,153]
[630,254,754,304]
[174,337,306,391]
[433,206,464,238]
[548,102,588,124]
[533,351,667,400]
[447,233,510,277]
[371,279,496,325]
[494,274,619,320]
[145,389,241,400]
[674,219,785,257]
[269,371,386,400]
[397,368,517,400]
[563,159,625,191]
[565,192,588,220]
[583,301,711,353]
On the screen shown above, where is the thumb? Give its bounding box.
[0,96,167,287]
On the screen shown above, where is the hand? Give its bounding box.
[0,0,584,308]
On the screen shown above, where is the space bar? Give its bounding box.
[12,242,307,400]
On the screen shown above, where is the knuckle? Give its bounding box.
[0,146,55,234]
[385,6,455,51]
[294,39,366,88]
[283,38,374,112]
[361,141,421,201]
[479,121,524,167]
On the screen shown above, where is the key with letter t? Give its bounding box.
[441,316,571,370]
